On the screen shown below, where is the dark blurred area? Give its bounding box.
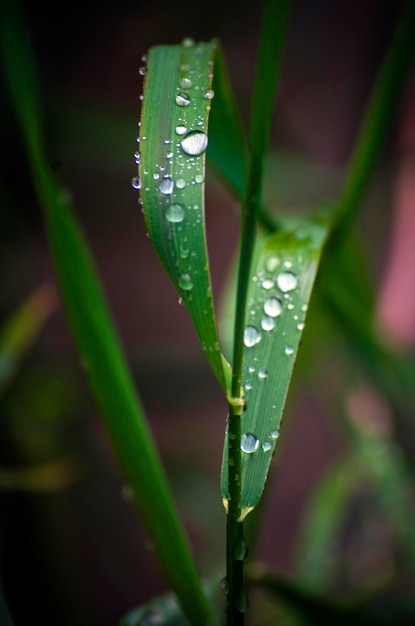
[1,0,414,624]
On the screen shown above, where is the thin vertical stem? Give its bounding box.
[226,0,291,623]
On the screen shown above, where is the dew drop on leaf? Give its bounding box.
[263,297,283,317]
[277,271,298,292]
[165,204,185,223]
[285,345,294,355]
[180,131,208,156]
[243,326,261,347]
[270,429,280,439]
[175,178,186,189]
[241,433,259,453]
[131,176,141,190]
[203,88,215,100]
[258,367,267,379]
[179,273,193,290]
[158,177,174,195]
[175,125,187,135]
[262,441,272,452]
[262,278,274,290]
[180,77,192,89]
[175,92,191,107]
[261,316,276,332]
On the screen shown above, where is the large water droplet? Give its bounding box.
[277,271,297,292]
[165,204,185,223]
[243,326,261,347]
[180,131,208,156]
[131,176,141,190]
[258,367,267,379]
[261,316,276,331]
[175,92,191,107]
[285,345,294,355]
[264,297,283,317]
[158,177,174,195]
[179,273,193,290]
[241,433,259,453]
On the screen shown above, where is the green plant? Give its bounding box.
[2,0,415,624]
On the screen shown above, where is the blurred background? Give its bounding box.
[1,0,415,624]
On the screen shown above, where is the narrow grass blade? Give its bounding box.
[1,7,217,624]
[222,212,330,518]
[294,459,362,591]
[138,40,231,394]
[0,283,58,393]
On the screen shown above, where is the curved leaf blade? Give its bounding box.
[138,40,230,393]
[222,212,330,517]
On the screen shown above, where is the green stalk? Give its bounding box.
[227,0,291,623]
[1,5,218,624]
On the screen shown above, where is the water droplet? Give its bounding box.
[131,176,141,190]
[270,429,279,439]
[175,125,187,135]
[285,345,294,355]
[264,297,282,317]
[138,66,147,76]
[258,367,267,379]
[235,589,249,613]
[244,381,252,391]
[261,316,276,331]
[181,131,208,156]
[277,271,297,292]
[179,241,189,259]
[287,303,294,310]
[139,94,144,101]
[158,177,174,195]
[165,203,185,223]
[262,441,272,452]
[301,304,308,312]
[153,173,160,180]
[241,433,259,453]
[220,577,229,596]
[194,173,204,183]
[262,278,274,290]
[243,326,261,347]
[166,151,174,159]
[204,89,215,100]
[284,260,293,268]
[179,273,193,290]
[297,322,305,331]
[266,256,279,272]
[235,538,248,561]
[175,177,186,189]
[180,77,192,89]
[248,365,255,373]
[182,37,195,48]
[134,151,141,164]
[175,92,191,107]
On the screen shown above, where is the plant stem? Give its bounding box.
[226,1,291,623]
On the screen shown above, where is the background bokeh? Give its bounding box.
[1,0,414,624]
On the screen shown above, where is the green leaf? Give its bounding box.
[221,210,330,518]
[1,6,217,624]
[138,39,231,394]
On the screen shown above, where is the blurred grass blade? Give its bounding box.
[208,45,248,198]
[138,40,231,394]
[1,6,217,625]
[294,458,362,591]
[222,211,330,518]
[0,283,58,393]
